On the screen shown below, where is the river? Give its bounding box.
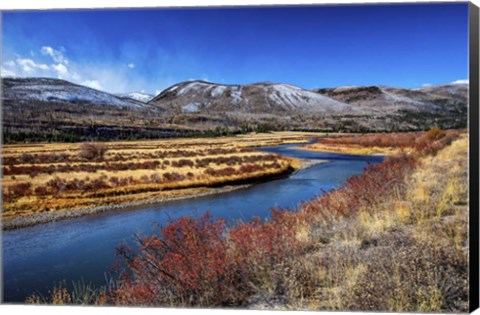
[2,142,383,303]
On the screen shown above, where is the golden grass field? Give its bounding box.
[2,132,315,227]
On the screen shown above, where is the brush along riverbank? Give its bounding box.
[27,130,468,312]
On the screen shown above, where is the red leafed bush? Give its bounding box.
[228,209,299,270]
[413,128,460,156]
[299,154,417,220]
[106,213,235,306]
[320,129,460,153]
[322,132,418,148]
[104,210,300,306]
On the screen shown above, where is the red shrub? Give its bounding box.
[8,182,32,197]
[105,210,300,306]
[239,164,264,173]
[33,186,49,196]
[322,132,418,148]
[298,154,416,220]
[106,213,233,305]
[171,159,195,168]
[163,172,185,182]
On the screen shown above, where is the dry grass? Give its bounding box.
[2,132,313,225]
[303,143,408,156]
[280,134,469,312]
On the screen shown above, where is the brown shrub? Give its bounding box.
[78,143,108,161]
[8,182,32,197]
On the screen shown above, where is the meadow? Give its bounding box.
[25,128,469,312]
[2,132,311,229]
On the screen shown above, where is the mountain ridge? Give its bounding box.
[1,77,468,143]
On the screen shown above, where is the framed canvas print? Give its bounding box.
[0,0,479,314]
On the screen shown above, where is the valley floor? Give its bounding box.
[2,132,313,229]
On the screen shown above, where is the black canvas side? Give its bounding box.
[469,1,480,313]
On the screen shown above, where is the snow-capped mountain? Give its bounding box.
[2,77,150,109]
[117,92,154,103]
[313,83,468,114]
[2,77,468,142]
[149,81,357,114]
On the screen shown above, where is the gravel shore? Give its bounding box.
[2,185,251,230]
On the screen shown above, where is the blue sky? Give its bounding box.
[1,3,469,94]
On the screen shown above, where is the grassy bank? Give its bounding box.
[302,128,462,156]
[2,132,310,228]
[27,129,469,312]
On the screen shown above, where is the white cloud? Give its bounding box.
[4,45,168,94]
[81,80,103,90]
[41,46,68,65]
[451,79,468,85]
[16,58,49,73]
[52,63,68,77]
[421,83,432,87]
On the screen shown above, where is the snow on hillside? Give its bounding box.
[268,84,351,112]
[182,102,202,113]
[210,86,227,97]
[4,78,147,109]
[118,92,154,103]
[153,80,354,113]
[230,87,243,105]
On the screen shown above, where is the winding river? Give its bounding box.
[2,142,383,303]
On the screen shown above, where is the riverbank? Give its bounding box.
[2,185,245,230]
[3,155,330,230]
[2,165,290,230]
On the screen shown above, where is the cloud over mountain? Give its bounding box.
[1,46,160,94]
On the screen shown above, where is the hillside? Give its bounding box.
[1,77,468,143]
[1,78,193,143]
[150,81,356,114]
[117,91,155,103]
[313,83,468,115]
[3,78,150,109]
